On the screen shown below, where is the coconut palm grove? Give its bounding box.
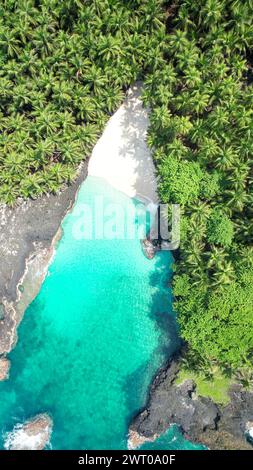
[0,0,253,452]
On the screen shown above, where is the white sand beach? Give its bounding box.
[88,83,158,204]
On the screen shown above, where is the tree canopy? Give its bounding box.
[143,0,253,373]
[0,0,164,204]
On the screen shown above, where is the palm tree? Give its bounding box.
[84,65,107,95]
[191,266,209,290]
[46,163,75,185]
[20,47,38,75]
[74,95,97,122]
[234,216,253,243]
[149,105,172,131]
[0,27,21,57]
[199,0,225,27]
[212,261,236,286]
[189,118,205,144]
[97,34,123,63]
[20,174,44,199]
[168,30,189,53]
[0,170,20,186]
[198,137,221,163]
[209,107,230,133]
[32,138,55,168]
[100,86,124,114]
[31,105,61,136]
[184,240,204,269]
[75,124,99,151]
[214,146,238,171]
[58,140,83,165]
[35,70,55,95]
[187,201,211,225]
[33,23,56,58]
[174,115,193,136]
[2,58,23,80]
[3,113,28,133]
[0,76,13,102]
[3,152,26,175]
[184,66,202,88]
[52,81,73,107]
[227,163,249,191]
[225,188,249,212]
[166,138,189,160]
[0,183,19,205]
[7,130,33,153]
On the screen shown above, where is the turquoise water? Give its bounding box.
[0,176,199,449]
[141,426,205,450]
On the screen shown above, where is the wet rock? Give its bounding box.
[141,238,158,259]
[129,356,253,450]
[4,413,53,450]
[128,430,159,450]
[245,421,253,444]
[220,385,253,440]
[0,357,10,381]
[130,362,219,444]
[0,304,4,320]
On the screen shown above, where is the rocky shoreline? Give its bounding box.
[0,161,88,363]
[128,354,253,450]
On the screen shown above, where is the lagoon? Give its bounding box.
[0,176,200,449]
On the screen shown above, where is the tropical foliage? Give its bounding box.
[0,0,164,204]
[143,0,253,373]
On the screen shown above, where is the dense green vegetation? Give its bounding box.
[143,0,253,377]
[0,0,164,204]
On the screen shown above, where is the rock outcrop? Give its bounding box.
[4,414,53,450]
[129,357,253,450]
[141,238,158,259]
[0,357,10,381]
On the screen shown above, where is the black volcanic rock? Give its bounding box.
[131,360,219,442]
[129,357,253,450]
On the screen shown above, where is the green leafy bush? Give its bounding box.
[207,209,234,247]
[158,157,203,205]
[178,272,253,369]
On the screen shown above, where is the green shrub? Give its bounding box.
[158,157,203,205]
[207,210,234,247]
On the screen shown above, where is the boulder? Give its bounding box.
[4,413,53,450]
[141,238,157,259]
[0,357,10,381]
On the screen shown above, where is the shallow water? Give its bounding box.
[0,177,201,449]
